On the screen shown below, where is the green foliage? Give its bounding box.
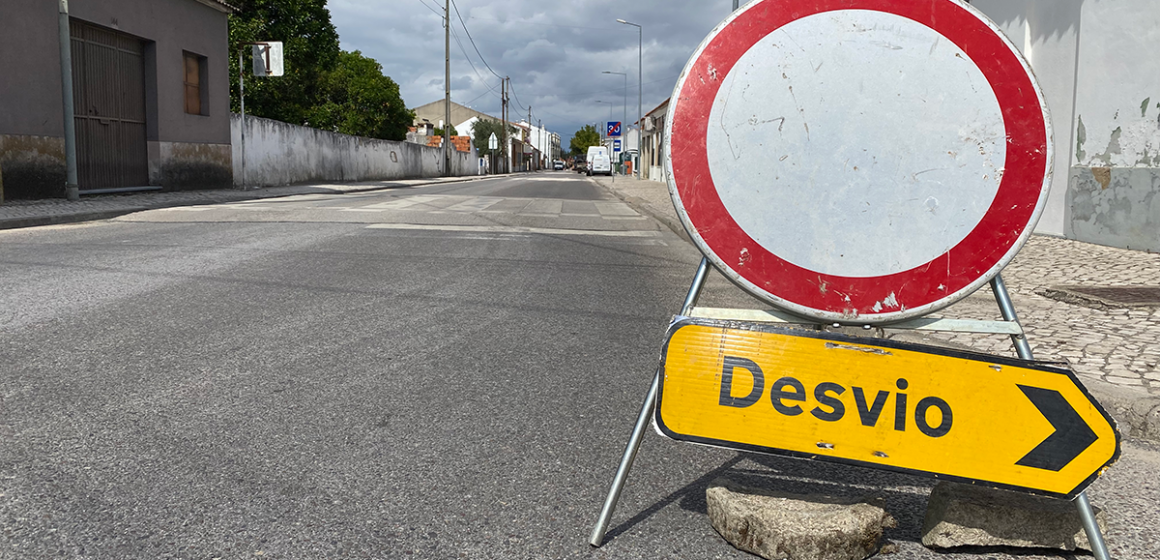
[229,0,340,125]
[306,51,414,141]
[471,119,515,158]
[569,125,601,155]
[433,124,458,137]
[229,1,412,141]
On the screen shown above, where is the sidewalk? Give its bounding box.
[0,175,492,231]
[592,173,1160,442]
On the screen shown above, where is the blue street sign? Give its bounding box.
[614,139,622,152]
[607,121,622,137]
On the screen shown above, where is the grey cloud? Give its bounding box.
[330,0,756,146]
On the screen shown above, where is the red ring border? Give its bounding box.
[669,0,1049,320]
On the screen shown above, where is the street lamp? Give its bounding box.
[616,19,642,179]
[603,70,628,174]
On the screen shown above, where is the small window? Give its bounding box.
[184,52,207,115]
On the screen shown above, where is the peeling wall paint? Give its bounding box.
[973,0,1159,251]
[231,115,477,188]
[1068,166,1160,252]
[1076,116,1160,169]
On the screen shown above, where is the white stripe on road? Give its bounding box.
[365,224,661,237]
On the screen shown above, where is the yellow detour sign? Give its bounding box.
[655,319,1120,498]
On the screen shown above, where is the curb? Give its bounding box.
[0,208,147,231]
[591,176,693,244]
[0,174,496,232]
[1083,379,1160,443]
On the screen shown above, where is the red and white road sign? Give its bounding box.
[666,0,1053,324]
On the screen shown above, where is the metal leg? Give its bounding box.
[590,258,711,547]
[990,274,1112,560]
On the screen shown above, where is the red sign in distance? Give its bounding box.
[666,0,1053,324]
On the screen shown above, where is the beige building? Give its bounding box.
[639,98,670,183]
[411,100,499,135]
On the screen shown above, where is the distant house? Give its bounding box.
[0,0,234,199]
[411,99,500,137]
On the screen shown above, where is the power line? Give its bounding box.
[450,26,502,102]
[507,79,528,112]
[449,0,503,81]
[414,0,443,18]
[463,84,501,107]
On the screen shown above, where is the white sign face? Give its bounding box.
[665,0,1052,324]
[488,132,498,150]
[252,42,284,77]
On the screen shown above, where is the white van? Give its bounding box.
[586,146,612,176]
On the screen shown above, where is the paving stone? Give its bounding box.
[922,482,1107,552]
[706,478,896,560]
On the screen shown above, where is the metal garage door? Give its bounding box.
[70,21,149,191]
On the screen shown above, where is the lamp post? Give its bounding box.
[602,71,627,174]
[616,19,642,179]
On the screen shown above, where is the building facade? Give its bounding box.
[639,98,669,183]
[0,0,234,198]
[971,0,1159,251]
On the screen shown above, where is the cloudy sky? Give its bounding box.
[329,0,754,147]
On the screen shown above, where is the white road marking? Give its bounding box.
[365,224,661,237]
[595,201,639,217]
[523,199,564,215]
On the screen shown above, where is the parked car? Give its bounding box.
[553,160,565,170]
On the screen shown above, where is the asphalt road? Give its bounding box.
[1,172,1157,559]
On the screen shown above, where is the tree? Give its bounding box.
[306,51,414,141]
[228,0,341,125]
[471,119,515,159]
[569,125,601,155]
[433,124,458,137]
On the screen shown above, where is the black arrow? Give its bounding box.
[1015,385,1098,472]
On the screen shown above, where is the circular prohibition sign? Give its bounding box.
[666,0,1053,324]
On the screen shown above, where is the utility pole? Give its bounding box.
[501,77,508,174]
[443,0,452,177]
[58,0,79,200]
[528,106,532,170]
[733,0,739,10]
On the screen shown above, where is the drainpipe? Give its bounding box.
[58,0,79,200]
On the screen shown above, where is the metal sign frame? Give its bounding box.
[589,260,1115,559]
[590,1,1113,557]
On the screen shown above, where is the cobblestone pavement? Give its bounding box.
[928,237,1160,394]
[592,174,1160,435]
[0,175,490,229]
